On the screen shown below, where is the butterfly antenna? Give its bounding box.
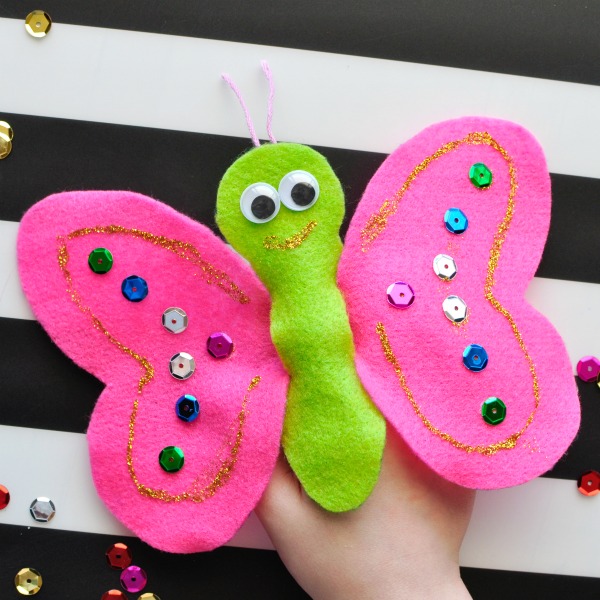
[261,60,277,144]
[221,72,261,147]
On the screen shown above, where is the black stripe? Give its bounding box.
[0,313,595,484]
[0,524,309,598]
[2,113,599,284]
[0,523,595,599]
[538,173,600,284]
[1,1,599,86]
[461,565,599,599]
[0,318,102,433]
[545,377,600,481]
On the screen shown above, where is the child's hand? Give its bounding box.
[256,426,475,600]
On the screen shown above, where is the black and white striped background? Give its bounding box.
[1,2,599,598]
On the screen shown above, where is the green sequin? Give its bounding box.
[469,162,493,188]
[482,397,506,425]
[88,247,114,274]
[159,446,185,472]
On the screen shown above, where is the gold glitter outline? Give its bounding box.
[57,227,259,501]
[369,132,540,455]
[263,220,317,250]
[128,376,260,502]
[363,132,498,251]
[67,225,250,304]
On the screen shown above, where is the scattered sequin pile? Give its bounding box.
[6,483,55,594]
[104,541,160,598]
[576,356,600,496]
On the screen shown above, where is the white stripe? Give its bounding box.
[3,218,599,368]
[0,18,599,179]
[0,221,34,320]
[525,277,600,369]
[0,425,274,550]
[462,478,600,578]
[0,424,598,576]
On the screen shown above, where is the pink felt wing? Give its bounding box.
[338,117,580,489]
[18,191,288,552]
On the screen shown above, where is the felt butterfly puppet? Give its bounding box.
[17,66,580,553]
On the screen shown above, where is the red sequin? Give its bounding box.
[101,591,128,600]
[106,542,133,569]
[577,470,600,496]
[0,484,9,510]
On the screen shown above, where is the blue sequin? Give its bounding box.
[444,208,468,234]
[463,344,488,372]
[175,394,200,422]
[121,275,148,302]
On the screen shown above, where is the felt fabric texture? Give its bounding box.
[216,143,386,511]
[338,117,580,489]
[18,191,289,552]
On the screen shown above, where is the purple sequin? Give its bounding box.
[386,282,415,309]
[207,332,234,358]
[120,565,147,593]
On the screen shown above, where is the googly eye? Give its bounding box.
[278,170,320,211]
[240,183,281,223]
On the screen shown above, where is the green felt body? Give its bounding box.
[216,143,385,511]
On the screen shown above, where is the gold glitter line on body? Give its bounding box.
[65,225,249,303]
[368,132,540,454]
[263,220,317,250]
[57,227,257,500]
